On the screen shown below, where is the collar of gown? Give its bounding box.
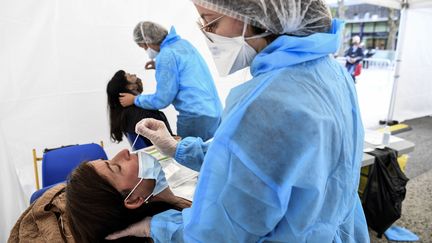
[161,26,181,48]
[251,19,344,77]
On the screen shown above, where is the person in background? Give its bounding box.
[107,0,369,242]
[345,35,364,82]
[363,45,376,69]
[119,21,223,141]
[107,70,173,148]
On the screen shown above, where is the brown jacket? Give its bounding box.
[8,183,75,243]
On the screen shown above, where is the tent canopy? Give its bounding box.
[326,0,432,9]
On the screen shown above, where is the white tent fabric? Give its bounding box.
[391,6,432,121]
[326,0,432,9]
[0,0,248,240]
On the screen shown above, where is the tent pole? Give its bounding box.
[384,0,409,125]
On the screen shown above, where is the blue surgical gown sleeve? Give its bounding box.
[150,209,185,243]
[134,50,179,110]
[174,136,209,172]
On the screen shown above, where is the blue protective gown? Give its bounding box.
[134,27,223,141]
[150,19,370,243]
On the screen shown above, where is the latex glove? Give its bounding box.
[119,93,136,107]
[105,217,151,240]
[135,118,178,157]
[145,60,155,70]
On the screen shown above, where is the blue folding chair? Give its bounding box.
[31,142,107,203]
[30,183,58,204]
[126,132,150,151]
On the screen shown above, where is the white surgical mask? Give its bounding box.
[138,22,159,60]
[124,150,169,202]
[205,23,270,77]
[146,48,159,60]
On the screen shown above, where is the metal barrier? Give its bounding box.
[363,58,393,69]
[336,57,394,70]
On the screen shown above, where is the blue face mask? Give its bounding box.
[124,151,169,202]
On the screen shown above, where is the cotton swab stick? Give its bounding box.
[131,134,140,151]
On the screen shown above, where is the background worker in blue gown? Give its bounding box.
[119,21,223,141]
[107,1,370,242]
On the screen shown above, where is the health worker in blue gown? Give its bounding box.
[119,21,223,141]
[109,1,370,242]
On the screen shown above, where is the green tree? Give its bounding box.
[386,8,399,50]
[337,0,348,56]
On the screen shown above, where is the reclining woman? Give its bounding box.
[107,70,173,148]
[66,149,191,242]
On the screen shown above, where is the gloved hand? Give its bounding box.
[135,118,178,157]
[119,93,136,107]
[105,217,151,240]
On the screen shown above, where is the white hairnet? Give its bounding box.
[191,0,332,36]
[133,21,168,44]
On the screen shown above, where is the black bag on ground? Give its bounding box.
[362,148,409,237]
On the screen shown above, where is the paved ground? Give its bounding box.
[370,169,432,242]
[397,117,432,179]
[369,117,432,242]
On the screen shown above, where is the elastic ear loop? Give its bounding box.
[124,178,153,204]
[242,22,272,40]
[124,178,143,202]
[241,22,247,37]
[139,22,148,43]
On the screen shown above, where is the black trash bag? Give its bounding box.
[362,148,409,237]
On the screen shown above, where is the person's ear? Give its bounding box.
[124,196,145,209]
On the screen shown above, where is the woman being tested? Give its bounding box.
[108,0,369,242]
[119,21,223,141]
[66,149,192,242]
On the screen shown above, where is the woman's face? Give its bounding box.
[125,73,138,83]
[91,149,154,199]
[125,73,143,94]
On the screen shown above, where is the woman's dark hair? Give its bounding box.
[107,70,133,143]
[66,162,179,243]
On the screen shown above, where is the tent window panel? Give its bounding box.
[363,23,375,33]
[352,23,361,32]
[375,22,387,32]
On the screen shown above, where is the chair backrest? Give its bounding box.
[30,183,58,204]
[126,132,150,151]
[41,143,107,188]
